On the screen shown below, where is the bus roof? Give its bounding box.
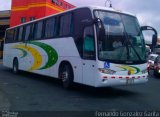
[7,6,136,30]
[89,6,135,16]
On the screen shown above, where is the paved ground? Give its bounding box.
[0,60,160,113]
[0,89,10,110]
[0,60,10,110]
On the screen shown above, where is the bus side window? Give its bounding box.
[24,25,31,41]
[45,17,56,38]
[14,28,19,42]
[18,26,23,41]
[83,26,95,59]
[33,21,43,40]
[6,29,15,43]
[59,13,72,36]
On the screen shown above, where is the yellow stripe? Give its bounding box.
[14,45,43,71]
[120,65,136,74]
[12,2,64,12]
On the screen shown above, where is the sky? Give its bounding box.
[0,0,160,39]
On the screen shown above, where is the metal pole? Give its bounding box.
[105,0,112,8]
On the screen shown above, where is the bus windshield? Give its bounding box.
[95,10,146,64]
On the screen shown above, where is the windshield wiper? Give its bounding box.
[119,15,142,61]
[124,33,142,61]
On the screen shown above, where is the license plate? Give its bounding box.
[126,79,134,85]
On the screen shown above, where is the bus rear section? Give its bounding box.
[0,39,3,59]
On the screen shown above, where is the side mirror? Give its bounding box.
[141,26,157,35]
[94,18,106,41]
[141,26,158,52]
[152,34,157,46]
[140,26,148,31]
[99,28,106,41]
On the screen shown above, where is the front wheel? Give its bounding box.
[59,64,74,89]
[154,70,160,77]
[13,59,19,74]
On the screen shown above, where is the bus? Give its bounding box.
[3,6,157,88]
[0,38,4,59]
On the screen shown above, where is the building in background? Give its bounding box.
[0,0,75,58]
[0,10,10,59]
[10,0,75,27]
[0,10,10,37]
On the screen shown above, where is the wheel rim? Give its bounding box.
[61,68,68,82]
[13,60,18,73]
[13,64,17,73]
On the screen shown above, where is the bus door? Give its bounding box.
[82,26,96,86]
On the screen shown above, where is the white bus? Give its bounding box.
[3,6,157,88]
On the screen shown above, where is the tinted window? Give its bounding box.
[73,8,93,58]
[24,25,31,41]
[33,21,43,39]
[83,26,95,59]
[18,26,23,41]
[59,13,72,36]
[149,56,157,61]
[155,56,160,63]
[14,28,19,41]
[45,17,56,38]
[74,8,92,37]
[5,29,15,43]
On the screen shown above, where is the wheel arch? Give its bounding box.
[13,57,18,65]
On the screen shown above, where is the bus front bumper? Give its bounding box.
[95,74,148,87]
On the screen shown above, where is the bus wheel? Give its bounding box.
[59,64,73,89]
[13,59,19,74]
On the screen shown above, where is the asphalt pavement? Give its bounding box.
[0,59,10,110]
[0,59,160,112]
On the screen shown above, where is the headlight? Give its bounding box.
[142,69,148,74]
[98,68,116,74]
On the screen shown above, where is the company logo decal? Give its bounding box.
[13,41,58,71]
[117,65,140,75]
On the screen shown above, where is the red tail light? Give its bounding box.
[154,64,158,70]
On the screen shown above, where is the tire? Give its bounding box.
[13,59,19,74]
[154,70,159,77]
[59,64,74,89]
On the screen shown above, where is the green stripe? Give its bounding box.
[28,41,58,70]
[14,48,28,58]
[129,66,140,74]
